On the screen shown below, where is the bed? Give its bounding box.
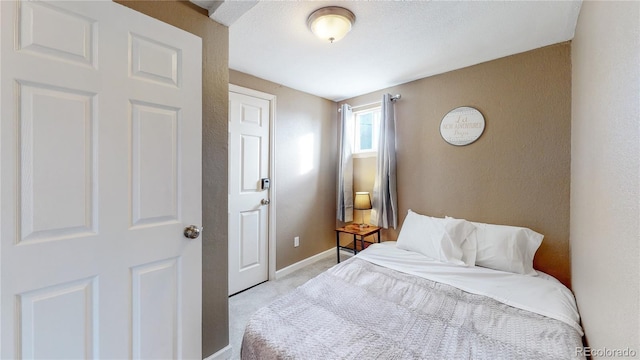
[241,212,584,360]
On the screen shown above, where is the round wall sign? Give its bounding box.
[439,106,485,146]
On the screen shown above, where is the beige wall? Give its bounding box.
[353,156,376,224]
[114,2,229,357]
[341,43,573,287]
[571,1,640,353]
[229,71,338,269]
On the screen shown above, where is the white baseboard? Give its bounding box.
[275,247,337,279]
[204,344,232,360]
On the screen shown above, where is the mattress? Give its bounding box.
[241,243,584,359]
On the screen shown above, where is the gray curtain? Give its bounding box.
[337,104,354,222]
[370,94,398,229]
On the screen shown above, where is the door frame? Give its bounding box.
[228,84,277,281]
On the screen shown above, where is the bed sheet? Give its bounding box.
[358,242,583,334]
[242,247,585,359]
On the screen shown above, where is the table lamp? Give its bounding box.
[353,192,372,228]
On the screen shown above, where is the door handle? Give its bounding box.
[183,225,203,239]
[261,199,270,206]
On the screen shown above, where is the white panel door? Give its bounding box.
[0,1,202,359]
[228,90,270,295]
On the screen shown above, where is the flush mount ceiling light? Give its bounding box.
[307,6,356,43]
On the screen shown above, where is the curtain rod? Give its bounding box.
[338,94,401,112]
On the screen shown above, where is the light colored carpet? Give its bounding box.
[228,253,351,360]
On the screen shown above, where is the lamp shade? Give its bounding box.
[354,192,372,210]
[307,7,355,43]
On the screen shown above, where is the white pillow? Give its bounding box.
[446,216,477,266]
[472,222,543,276]
[397,210,476,266]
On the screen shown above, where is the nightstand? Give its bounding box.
[335,225,381,263]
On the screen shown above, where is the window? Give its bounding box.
[353,106,381,157]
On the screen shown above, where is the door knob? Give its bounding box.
[261,199,270,206]
[183,225,202,239]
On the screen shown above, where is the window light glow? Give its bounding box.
[297,133,314,175]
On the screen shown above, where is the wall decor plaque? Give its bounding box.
[439,106,485,146]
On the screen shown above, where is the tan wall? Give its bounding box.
[341,43,572,287]
[571,1,640,353]
[229,71,338,270]
[353,156,376,224]
[114,2,229,357]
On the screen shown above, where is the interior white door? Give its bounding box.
[228,89,270,295]
[0,1,202,359]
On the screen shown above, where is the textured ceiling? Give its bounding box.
[225,1,582,101]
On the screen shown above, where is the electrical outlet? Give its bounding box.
[294,236,300,247]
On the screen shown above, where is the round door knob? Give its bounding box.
[261,199,270,205]
[184,225,202,239]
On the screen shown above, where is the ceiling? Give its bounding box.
[194,1,582,102]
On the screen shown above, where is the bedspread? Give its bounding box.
[241,257,584,359]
